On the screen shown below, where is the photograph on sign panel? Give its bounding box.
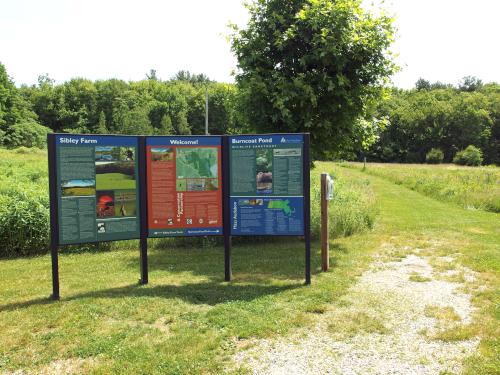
[256,149,273,194]
[151,147,173,162]
[61,179,96,196]
[273,148,301,157]
[176,148,218,179]
[95,161,136,190]
[113,189,137,217]
[96,190,115,217]
[95,146,134,162]
[240,198,264,206]
[185,178,219,192]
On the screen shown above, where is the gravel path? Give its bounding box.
[232,254,479,374]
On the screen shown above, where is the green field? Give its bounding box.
[346,162,500,213]
[0,155,498,374]
[61,187,96,196]
[95,173,136,190]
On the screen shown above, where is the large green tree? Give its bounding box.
[231,0,396,159]
[0,62,47,146]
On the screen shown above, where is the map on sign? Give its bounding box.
[176,148,218,179]
[268,199,293,216]
[229,134,305,236]
[146,137,223,237]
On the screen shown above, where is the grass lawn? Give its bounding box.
[0,163,498,374]
[95,173,136,190]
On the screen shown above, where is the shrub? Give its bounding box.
[426,148,444,164]
[453,145,483,166]
[3,121,51,148]
[310,169,376,239]
[0,188,50,257]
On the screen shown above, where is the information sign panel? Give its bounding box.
[146,136,223,237]
[229,134,305,235]
[54,135,141,244]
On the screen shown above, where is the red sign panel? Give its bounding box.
[146,136,223,236]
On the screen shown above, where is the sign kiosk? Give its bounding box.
[224,134,311,283]
[47,133,311,299]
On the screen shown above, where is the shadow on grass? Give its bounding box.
[0,239,319,313]
[137,238,316,282]
[0,281,301,313]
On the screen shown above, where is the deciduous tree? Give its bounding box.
[231,0,397,159]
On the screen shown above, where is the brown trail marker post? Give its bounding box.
[321,172,333,271]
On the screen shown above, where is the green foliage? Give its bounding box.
[459,76,483,92]
[156,114,174,135]
[230,0,396,160]
[453,145,483,166]
[174,110,191,135]
[171,70,211,84]
[0,189,49,256]
[311,164,376,238]
[0,62,40,145]
[0,148,377,257]
[426,148,444,164]
[96,111,108,134]
[3,120,51,148]
[0,148,50,257]
[369,83,499,164]
[415,78,431,91]
[17,70,240,137]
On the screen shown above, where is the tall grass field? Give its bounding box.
[0,148,376,258]
[345,162,500,213]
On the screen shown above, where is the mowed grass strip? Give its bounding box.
[345,162,500,213]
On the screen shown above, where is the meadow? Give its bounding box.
[61,187,96,196]
[345,162,500,213]
[0,148,375,257]
[0,159,498,374]
[95,172,136,190]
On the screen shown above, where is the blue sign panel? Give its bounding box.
[54,135,141,244]
[230,197,304,235]
[229,134,305,236]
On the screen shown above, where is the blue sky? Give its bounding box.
[1,0,498,88]
[62,179,95,188]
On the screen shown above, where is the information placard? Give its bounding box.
[54,135,141,244]
[146,136,223,237]
[229,134,305,235]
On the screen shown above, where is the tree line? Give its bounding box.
[0,64,242,148]
[364,77,499,165]
[1,61,498,165]
[1,0,498,165]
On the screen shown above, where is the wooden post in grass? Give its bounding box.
[321,173,329,271]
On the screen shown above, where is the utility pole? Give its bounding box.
[205,86,209,135]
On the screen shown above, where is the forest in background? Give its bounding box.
[0,62,498,165]
[366,77,499,165]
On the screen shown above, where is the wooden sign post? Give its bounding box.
[321,173,329,271]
